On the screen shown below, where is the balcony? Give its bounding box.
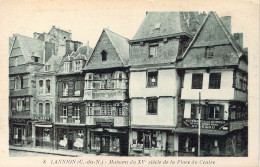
[58,116,83,124]
[86,116,129,127]
[83,89,126,101]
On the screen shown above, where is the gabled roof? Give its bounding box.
[10,34,45,62]
[132,12,197,41]
[180,11,244,60]
[104,29,130,65]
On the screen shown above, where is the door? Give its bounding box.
[101,136,110,153]
[18,128,22,143]
[68,132,73,150]
[144,134,150,148]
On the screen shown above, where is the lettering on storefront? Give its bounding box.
[95,118,114,127]
[59,97,83,102]
[183,119,229,131]
[34,117,50,121]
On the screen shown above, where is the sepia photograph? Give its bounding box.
[0,0,259,166]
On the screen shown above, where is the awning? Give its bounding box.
[35,124,52,128]
[173,128,228,136]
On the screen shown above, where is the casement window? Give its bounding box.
[205,46,215,58]
[63,82,68,96]
[147,98,158,115]
[15,76,23,89]
[209,73,221,89]
[64,62,70,72]
[191,73,203,89]
[87,103,94,115]
[17,98,24,112]
[101,103,106,115]
[73,106,80,123]
[62,106,68,116]
[149,45,158,58]
[147,71,158,87]
[117,106,123,116]
[39,80,43,94]
[191,104,206,119]
[106,103,112,115]
[75,60,81,71]
[74,81,81,96]
[101,50,107,61]
[100,103,112,115]
[45,103,50,115]
[39,103,43,114]
[116,72,123,89]
[209,104,224,119]
[46,79,51,94]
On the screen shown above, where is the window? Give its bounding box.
[64,62,70,72]
[147,98,158,115]
[101,103,106,115]
[46,80,51,94]
[88,105,94,115]
[117,106,123,116]
[74,81,81,96]
[39,103,43,114]
[44,65,50,72]
[62,106,68,116]
[39,80,43,94]
[14,76,23,89]
[63,82,68,96]
[14,77,19,89]
[101,79,107,89]
[209,73,221,89]
[191,73,203,89]
[191,104,206,119]
[17,99,24,112]
[45,103,50,115]
[34,57,39,63]
[209,105,222,119]
[75,60,81,71]
[149,45,157,58]
[74,106,80,117]
[147,71,158,87]
[20,76,23,89]
[101,50,107,61]
[107,103,112,115]
[205,47,214,58]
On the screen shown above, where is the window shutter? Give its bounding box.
[58,105,63,122]
[9,80,15,90]
[58,82,63,97]
[80,105,85,123]
[219,105,225,120]
[11,98,17,111]
[25,97,30,110]
[80,80,84,96]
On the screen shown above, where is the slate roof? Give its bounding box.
[12,34,45,62]
[104,29,130,65]
[180,11,244,60]
[132,12,195,41]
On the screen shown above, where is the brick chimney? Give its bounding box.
[233,33,243,48]
[220,16,231,33]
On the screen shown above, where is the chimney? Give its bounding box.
[199,11,207,25]
[233,33,243,48]
[220,16,231,33]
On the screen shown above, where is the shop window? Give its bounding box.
[101,50,107,61]
[137,131,143,145]
[147,98,158,115]
[39,80,43,94]
[111,136,120,152]
[45,103,50,115]
[64,62,70,72]
[39,103,43,114]
[149,45,158,58]
[209,104,224,119]
[17,98,24,112]
[63,82,68,96]
[46,79,51,94]
[209,73,221,89]
[74,81,81,96]
[73,130,84,150]
[147,71,158,87]
[91,135,100,150]
[191,73,203,89]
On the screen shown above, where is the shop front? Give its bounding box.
[129,129,173,156]
[10,119,32,146]
[35,123,53,148]
[55,125,86,152]
[89,128,128,155]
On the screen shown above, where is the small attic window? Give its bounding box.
[205,46,215,58]
[101,50,107,61]
[154,23,161,29]
[34,57,39,63]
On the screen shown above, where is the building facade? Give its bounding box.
[176,12,248,156]
[128,12,203,156]
[83,29,130,155]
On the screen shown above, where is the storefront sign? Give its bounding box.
[95,118,114,127]
[183,119,229,131]
[34,117,50,121]
[59,97,83,102]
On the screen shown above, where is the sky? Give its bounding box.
[0,0,258,48]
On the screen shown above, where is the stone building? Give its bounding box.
[82,29,130,155]
[127,12,203,156]
[176,12,248,156]
[55,40,92,152]
[32,26,72,148]
[9,34,45,146]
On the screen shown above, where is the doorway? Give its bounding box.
[101,136,110,153]
[144,134,150,148]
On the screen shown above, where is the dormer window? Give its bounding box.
[64,62,69,72]
[101,50,107,61]
[75,60,81,71]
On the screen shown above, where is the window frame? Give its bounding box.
[62,106,68,116]
[46,79,51,94]
[64,62,70,72]
[74,80,81,96]
[62,82,69,96]
[38,102,43,114]
[191,73,203,89]
[45,103,50,115]
[101,50,107,61]
[208,104,221,119]
[149,44,158,58]
[147,98,158,115]
[147,70,158,88]
[208,73,221,89]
